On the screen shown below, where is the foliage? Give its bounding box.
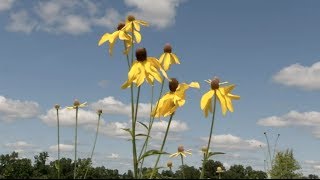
[269,149,302,179]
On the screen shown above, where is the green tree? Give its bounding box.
[270,149,302,179]
[201,160,225,179]
[308,174,319,179]
[175,165,200,179]
[32,152,50,178]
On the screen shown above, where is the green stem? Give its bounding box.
[74,107,78,179]
[138,80,165,174]
[132,86,141,179]
[200,94,217,179]
[150,113,175,179]
[56,109,60,179]
[264,132,272,169]
[83,113,102,179]
[180,154,185,179]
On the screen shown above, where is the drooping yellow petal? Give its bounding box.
[79,102,87,108]
[170,53,181,64]
[200,90,215,110]
[145,61,162,83]
[163,53,171,71]
[109,31,120,43]
[119,31,130,41]
[149,57,169,80]
[121,62,140,89]
[189,82,200,89]
[159,53,165,64]
[180,152,187,158]
[136,65,146,87]
[98,33,111,46]
[108,39,116,56]
[226,97,234,112]
[228,93,240,100]
[216,89,227,116]
[133,21,140,31]
[67,106,75,110]
[133,30,142,43]
[137,20,149,26]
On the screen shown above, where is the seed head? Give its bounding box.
[169,78,179,92]
[210,77,220,90]
[117,22,125,30]
[54,104,60,110]
[163,43,172,53]
[97,109,103,115]
[178,145,184,152]
[127,15,135,22]
[136,48,147,62]
[73,99,80,107]
[167,161,173,168]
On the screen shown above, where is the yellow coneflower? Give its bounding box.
[152,78,200,118]
[159,43,180,71]
[200,77,240,117]
[169,145,192,158]
[124,15,148,43]
[98,22,131,56]
[121,48,169,88]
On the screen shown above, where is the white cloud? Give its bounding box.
[124,0,183,29]
[40,108,105,127]
[49,144,74,152]
[0,96,40,122]
[314,165,320,170]
[107,153,120,159]
[257,111,320,139]
[5,10,37,34]
[3,0,183,35]
[5,141,34,149]
[201,134,266,151]
[0,0,14,12]
[90,96,152,118]
[273,61,320,90]
[98,119,188,140]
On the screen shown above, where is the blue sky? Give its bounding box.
[0,0,320,175]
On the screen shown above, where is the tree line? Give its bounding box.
[0,151,318,179]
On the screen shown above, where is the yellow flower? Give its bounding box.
[123,15,148,43]
[67,99,87,109]
[159,43,180,71]
[170,145,192,158]
[216,166,224,173]
[98,22,131,56]
[121,48,169,88]
[152,78,200,118]
[200,77,240,117]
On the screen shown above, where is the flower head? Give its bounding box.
[170,145,192,158]
[67,99,87,109]
[54,104,60,110]
[167,161,173,168]
[159,43,180,71]
[201,146,208,154]
[123,15,148,43]
[97,109,103,115]
[200,77,240,117]
[216,166,224,173]
[121,48,169,88]
[98,22,132,56]
[152,78,200,117]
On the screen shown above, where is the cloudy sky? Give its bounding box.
[0,0,320,175]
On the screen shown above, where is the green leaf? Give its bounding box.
[135,133,151,138]
[138,150,169,161]
[121,128,133,137]
[138,121,149,130]
[54,161,60,170]
[208,152,225,159]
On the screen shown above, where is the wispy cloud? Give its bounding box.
[0,96,40,122]
[124,0,184,29]
[107,153,120,159]
[273,61,320,91]
[4,0,183,35]
[200,134,266,151]
[4,141,34,149]
[0,0,15,12]
[90,96,152,118]
[257,110,320,138]
[49,144,74,152]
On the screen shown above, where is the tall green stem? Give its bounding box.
[264,132,272,169]
[150,113,175,179]
[74,107,79,179]
[132,86,141,178]
[83,113,102,179]
[200,94,217,179]
[180,154,185,179]
[138,80,165,174]
[56,108,60,179]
